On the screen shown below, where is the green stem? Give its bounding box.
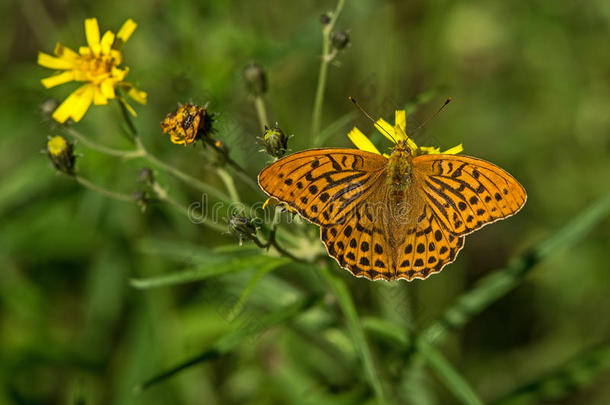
[66,128,144,159]
[75,175,134,203]
[152,182,226,233]
[253,96,269,131]
[134,137,230,202]
[311,0,345,145]
[216,167,240,202]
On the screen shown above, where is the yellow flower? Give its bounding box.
[347,110,463,157]
[38,18,147,123]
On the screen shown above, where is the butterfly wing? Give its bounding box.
[413,154,527,237]
[258,148,387,226]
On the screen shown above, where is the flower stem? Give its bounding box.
[66,128,145,158]
[134,137,231,202]
[253,96,269,132]
[311,0,345,146]
[216,167,240,202]
[151,182,226,233]
[75,175,134,203]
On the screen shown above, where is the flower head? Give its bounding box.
[347,110,463,157]
[47,135,75,175]
[161,103,213,146]
[38,18,147,123]
[261,125,288,158]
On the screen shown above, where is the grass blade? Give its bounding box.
[422,192,610,345]
[321,267,390,405]
[416,339,484,405]
[490,343,610,405]
[130,256,291,289]
[134,294,321,391]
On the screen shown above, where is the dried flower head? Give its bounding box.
[161,103,213,146]
[228,213,257,245]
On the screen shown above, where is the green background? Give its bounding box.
[1,0,609,404]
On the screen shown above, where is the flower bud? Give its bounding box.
[132,190,150,212]
[320,13,331,25]
[228,213,257,245]
[262,125,288,158]
[40,99,60,121]
[161,103,213,146]
[46,135,75,175]
[243,62,267,96]
[331,30,350,50]
[138,167,154,185]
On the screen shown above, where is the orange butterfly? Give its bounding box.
[258,110,526,281]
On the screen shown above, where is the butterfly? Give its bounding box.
[258,110,526,281]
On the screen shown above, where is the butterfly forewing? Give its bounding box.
[413,154,527,236]
[258,148,386,226]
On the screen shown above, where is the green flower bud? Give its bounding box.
[228,213,257,245]
[262,125,288,158]
[46,135,75,175]
[243,62,267,96]
[320,13,331,25]
[331,30,350,50]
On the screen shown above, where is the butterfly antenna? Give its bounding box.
[411,97,452,134]
[348,96,398,143]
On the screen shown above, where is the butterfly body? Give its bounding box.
[258,123,526,282]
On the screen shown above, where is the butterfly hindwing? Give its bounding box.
[414,154,527,236]
[258,148,387,226]
[394,205,465,280]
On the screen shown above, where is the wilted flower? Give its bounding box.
[38,18,147,123]
[243,62,267,96]
[261,125,288,158]
[46,135,75,175]
[228,213,257,245]
[161,103,213,146]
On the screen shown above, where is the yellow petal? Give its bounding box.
[117,19,137,44]
[37,52,73,70]
[395,110,406,132]
[419,146,441,154]
[442,144,463,155]
[374,118,398,143]
[347,127,381,154]
[100,31,115,55]
[93,87,108,105]
[85,18,101,55]
[78,46,92,56]
[53,43,79,61]
[52,84,95,123]
[41,71,75,88]
[100,80,116,99]
[127,87,147,104]
[119,96,137,117]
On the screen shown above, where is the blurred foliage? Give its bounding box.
[1,0,609,404]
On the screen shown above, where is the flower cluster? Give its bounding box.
[38,18,147,123]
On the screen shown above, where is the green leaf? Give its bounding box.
[321,267,390,405]
[130,255,291,289]
[416,339,484,405]
[422,192,610,345]
[134,294,321,391]
[491,343,610,405]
